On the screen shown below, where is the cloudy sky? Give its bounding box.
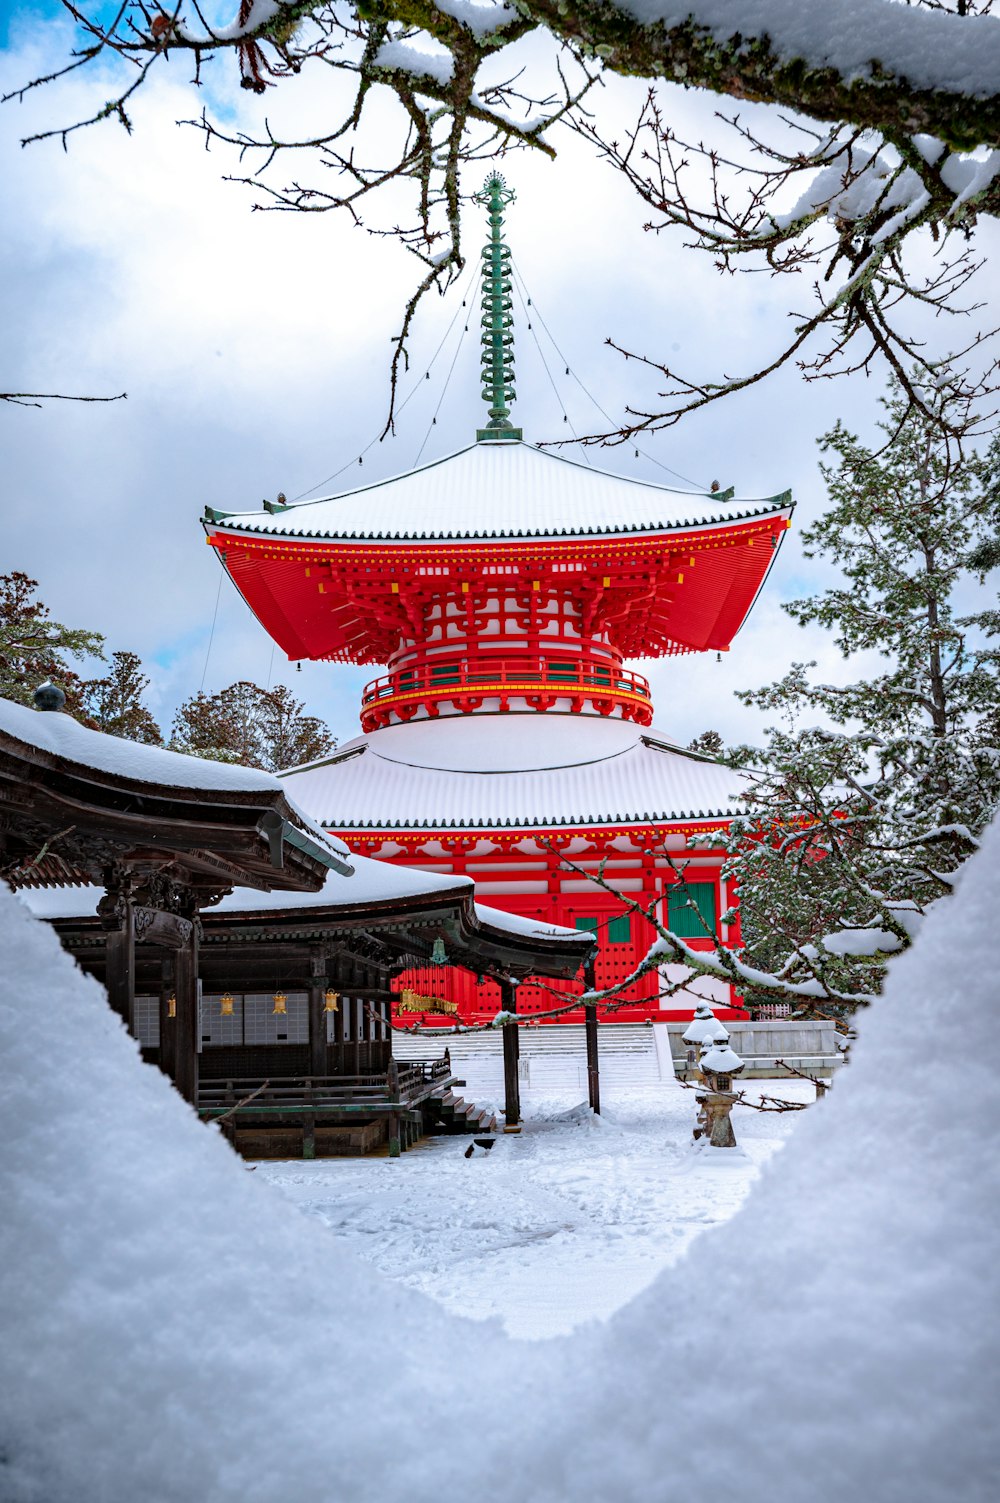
[3,4,996,752]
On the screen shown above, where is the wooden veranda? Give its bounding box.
[36,870,593,1156]
[5,684,595,1156]
[0,690,348,1113]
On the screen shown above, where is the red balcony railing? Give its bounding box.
[360,654,653,730]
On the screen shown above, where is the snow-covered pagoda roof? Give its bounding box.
[204,442,790,545]
[202,443,793,668]
[278,714,748,831]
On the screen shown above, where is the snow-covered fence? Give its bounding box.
[394,1022,670,1094]
[666,1020,843,1080]
[394,1020,840,1092]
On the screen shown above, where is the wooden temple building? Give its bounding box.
[4,688,592,1154]
[200,173,795,1030]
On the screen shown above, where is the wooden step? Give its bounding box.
[424,1090,495,1135]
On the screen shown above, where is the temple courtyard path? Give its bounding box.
[257,1081,814,1340]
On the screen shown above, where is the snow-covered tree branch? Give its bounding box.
[9,1,1000,430]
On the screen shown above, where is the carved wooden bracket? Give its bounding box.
[132,906,194,950]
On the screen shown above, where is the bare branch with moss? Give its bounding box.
[1,390,127,408]
[9,1,1000,430]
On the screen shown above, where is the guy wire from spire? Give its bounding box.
[510,259,712,492]
[288,262,477,502]
[473,173,522,443]
[199,570,224,693]
[413,293,475,468]
[509,273,593,466]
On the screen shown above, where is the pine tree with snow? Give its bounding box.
[0,572,104,713]
[81,651,162,745]
[722,376,1000,1012]
[577,378,1000,1020]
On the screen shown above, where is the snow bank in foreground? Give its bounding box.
[3,813,999,1500]
[509,889,1000,1499]
[0,889,492,1503]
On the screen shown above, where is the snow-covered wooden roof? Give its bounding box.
[0,695,353,885]
[0,696,298,796]
[279,713,748,830]
[206,442,790,544]
[20,860,459,921]
[22,859,588,955]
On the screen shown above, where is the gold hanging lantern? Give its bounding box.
[324,989,340,1013]
[272,990,288,1016]
[220,992,235,1017]
[166,994,176,1019]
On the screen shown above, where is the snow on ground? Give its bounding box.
[260,1083,812,1339]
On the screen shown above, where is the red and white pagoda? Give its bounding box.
[203,175,793,1026]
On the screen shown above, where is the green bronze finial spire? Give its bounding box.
[473,172,522,443]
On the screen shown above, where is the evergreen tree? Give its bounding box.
[687,730,725,758]
[0,572,104,712]
[171,681,336,772]
[722,377,1000,1013]
[80,651,162,745]
[257,684,335,771]
[582,377,1000,1021]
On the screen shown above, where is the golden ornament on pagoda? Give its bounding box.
[166,994,176,1019]
[220,992,235,1016]
[323,989,340,1013]
[272,990,288,1015]
[397,987,458,1015]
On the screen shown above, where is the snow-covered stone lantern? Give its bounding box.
[681,1004,729,1076]
[694,1036,746,1149]
[699,1037,744,1093]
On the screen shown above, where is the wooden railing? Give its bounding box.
[360,653,653,729]
[197,1057,452,1117]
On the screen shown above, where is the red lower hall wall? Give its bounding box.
[335,830,747,1029]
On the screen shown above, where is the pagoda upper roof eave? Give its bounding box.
[203,503,793,666]
[201,441,793,549]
